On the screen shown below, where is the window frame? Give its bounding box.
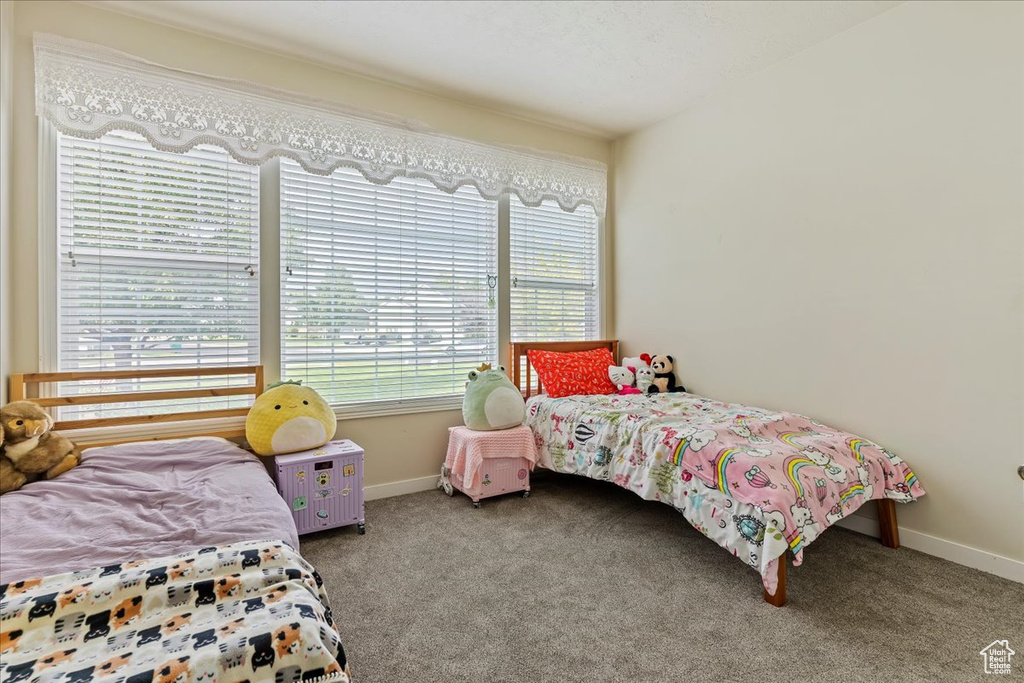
[39,123,606,431]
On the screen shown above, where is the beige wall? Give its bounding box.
[7,1,612,487]
[614,1,1023,561]
[1,2,12,405]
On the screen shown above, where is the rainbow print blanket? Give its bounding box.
[526,392,924,592]
[0,540,349,683]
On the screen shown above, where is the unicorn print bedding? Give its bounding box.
[525,392,925,594]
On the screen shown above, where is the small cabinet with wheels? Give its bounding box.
[271,440,366,535]
[442,425,535,508]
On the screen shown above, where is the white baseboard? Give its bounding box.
[836,514,1024,584]
[365,474,439,502]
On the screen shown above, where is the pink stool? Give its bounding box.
[441,425,537,507]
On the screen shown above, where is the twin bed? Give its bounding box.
[0,368,350,683]
[511,340,925,607]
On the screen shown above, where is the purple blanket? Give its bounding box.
[0,437,299,584]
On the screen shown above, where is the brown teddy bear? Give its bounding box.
[0,401,80,494]
[0,426,29,494]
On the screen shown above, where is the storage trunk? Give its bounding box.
[451,456,531,504]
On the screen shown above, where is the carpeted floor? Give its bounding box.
[301,472,1023,683]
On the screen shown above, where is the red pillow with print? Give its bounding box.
[526,347,618,398]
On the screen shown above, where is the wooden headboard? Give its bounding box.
[7,365,264,449]
[508,340,619,399]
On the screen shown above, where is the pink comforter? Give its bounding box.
[666,406,924,558]
[0,437,298,584]
[526,392,925,593]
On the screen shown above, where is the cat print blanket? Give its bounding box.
[0,540,349,683]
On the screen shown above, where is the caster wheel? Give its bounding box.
[522,490,531,498]
[357,524,366,535]
[472,501,481,509]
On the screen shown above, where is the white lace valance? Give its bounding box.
[34,33,606,214]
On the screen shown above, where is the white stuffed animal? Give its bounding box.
[608,366,641,395]
[622,356,650,371]
[634,366,655,393]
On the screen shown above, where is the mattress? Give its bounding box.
[525,393,925,592]
[0,437,299,584]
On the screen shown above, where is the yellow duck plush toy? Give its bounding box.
[245,381,336,456]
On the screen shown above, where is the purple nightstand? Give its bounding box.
[271,440,366,535]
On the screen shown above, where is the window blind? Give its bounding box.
[510,197,600,342]
[57,131,260,420]
[280,160,498,408]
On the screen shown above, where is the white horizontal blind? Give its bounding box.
[510,196,600,342]
[280,160,498,408]
[57,131,260,419]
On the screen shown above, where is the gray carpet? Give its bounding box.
[301,472,1024,683]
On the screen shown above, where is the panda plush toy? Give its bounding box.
[647,355,686,394]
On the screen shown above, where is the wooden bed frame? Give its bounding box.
[7,365,264,449]
[508,340,900,607]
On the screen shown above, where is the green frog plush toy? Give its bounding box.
[462,363,526,431]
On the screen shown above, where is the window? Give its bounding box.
[280,161,498,408]
[57,131,260,419]
[510,197,600,342]
[49,135,600,423]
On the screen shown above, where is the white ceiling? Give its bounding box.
[88,0,902,138]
